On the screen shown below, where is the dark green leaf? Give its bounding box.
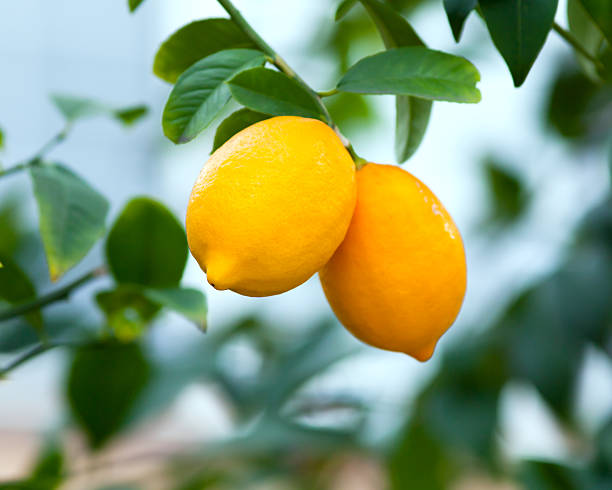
[228,67,326,119]
[144,287,207,332]
[546,61,612,142]
[128,0,145,12]
[212,108,270,152]
[30,163,109,281]
[96,286,161,341]
[443,0,477,42]
[483,157,529,224]
[162,49,265,144]
[578,0,612,45]
[389,420,457,490]
[337,47,481,103]
[106,197,187,288]
[0,257,42,329]
[480,0,558,86]
[335,0,358,20]
[153,19,256,83]
[66,341,151,449]
[359,0,433,161]
[114,105,148,126]
[51,95,148,127]
[518,460,581,490]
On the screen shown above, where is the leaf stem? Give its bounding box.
[0,266,106,323]
[318,88,339,98]
[0,125,70,180]
[552,22,604,70]
[215,0,367,168]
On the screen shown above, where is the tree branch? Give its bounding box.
[0,266,106,323]
[552,22,604,71]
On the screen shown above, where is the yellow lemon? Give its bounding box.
[186,116,356,297]
[320,163,466,361]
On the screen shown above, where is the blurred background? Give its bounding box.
[1,0,611,488]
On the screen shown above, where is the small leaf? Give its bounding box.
[212,108,270,152]
[128,0,145,12]
[96,286,161,341]
[153,19,256,83]
[114,105,148,126]
[578,0,612,45]
[480,0,558,87]
[144,287,207,331]
[443,0,477,42]
[0,257,43,329]
[337,47,481,103]
[359,0,433,162]
[0,127,4,150]
[66,341,151,449]
[51,94,148,127]
[228,67,326,119]
[483,157,529,224]
[51,94,106,121]
[335,0,358,20]
[30,164,109,281]
[106,197,187,288]
[162,49,265,144]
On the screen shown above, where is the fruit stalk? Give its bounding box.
[215,0,353,144]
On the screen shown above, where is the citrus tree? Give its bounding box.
[1,0,612,488]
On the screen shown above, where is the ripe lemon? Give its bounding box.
[319,163,466,361]
[186,116,356,297]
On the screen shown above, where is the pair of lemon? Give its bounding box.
[186,116,466,361]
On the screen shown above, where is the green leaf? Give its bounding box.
[66,341,151,449]
[578,0,612,45]
[0,257,43,329]
[359,0,433,162]
[337,47,481,103]
[144,287,207,331]
[114,105,148,126]
[30,164,109,281]
[518,460,582,490]
[483,157,529,224]
[128,0,145,12]
[389,420,457,490]
[443,0,477,42]
[212,108,270,152]
[162,49,265,144]
[568,0,610,81]
[27,439,64,490]
[335,0,358,20]
[96,286,161,341]
[51,95,148,126]
[0,127,4,150]
[106,197,187,288]
[228,67,327,119]
[479,0,558,87]
[153,19,256,83]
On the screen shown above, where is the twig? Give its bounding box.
[552,22,605,71]
[215,0,335,126]
[0,125,70,179]
[0,342,70,377]
[0,266,106,323]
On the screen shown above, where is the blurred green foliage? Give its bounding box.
[1,0,612,488]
